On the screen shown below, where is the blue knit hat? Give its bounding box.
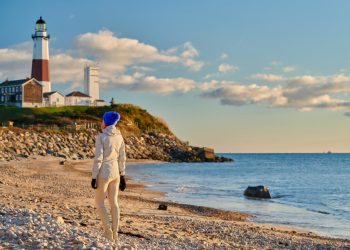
[103,111,121,126]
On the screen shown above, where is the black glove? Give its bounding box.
[91,179,97,189]
[119,175,126,191]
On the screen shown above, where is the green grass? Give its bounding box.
[0,104,171,135]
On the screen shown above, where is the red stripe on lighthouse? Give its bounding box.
[31,59,50,82]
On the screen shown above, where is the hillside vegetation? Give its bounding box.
[0,104,171,136]
[0,105,232,162]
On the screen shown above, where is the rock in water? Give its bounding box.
[244,186,271,199]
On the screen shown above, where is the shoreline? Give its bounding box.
[126,160,350,241]
[1,157,350,249]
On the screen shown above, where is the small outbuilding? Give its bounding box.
[43,91,65,107]
[65,91,92,106]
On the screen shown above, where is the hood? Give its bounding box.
[103,125,121,136]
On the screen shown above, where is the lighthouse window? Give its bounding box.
[36,23,46,31]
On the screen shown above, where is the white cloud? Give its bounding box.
[50,53,92,88]
[218,63,239,74]
[251,73,284,82]
[0,47,32,79]
[110,74,196,94]
[181,42,199,58]
[178,42,204,72]
[202,83,286,106]
[183,58,204,72]
[220,53,228,60]
[202,74,350,111]
[203,74,212,80]
[131,65,154,72]
[75,29,179,74]
[282,66,296,73]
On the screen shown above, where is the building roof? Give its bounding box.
[66,91,91,98]
[36,16,46,24]
[0,78,31,87]
[43,91,64,98]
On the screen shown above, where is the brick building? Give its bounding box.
[0,78,43,107]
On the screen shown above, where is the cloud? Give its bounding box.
[181,42,199,58]
[0,46,32,79]
[218,63,239,73]
[179,42,204,71]
[282,66,296,73]
[202,74,350,111]
[131,65,154,72]
[203,74,212,80]
[202,83,286,106]
[110,74,196,94]
[220,53,228,60]
[50,53,93,88]
[75,29,179,74]
[251,73,284,82]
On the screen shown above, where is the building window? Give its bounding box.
[1,96,3,102]
[57,98,59,102]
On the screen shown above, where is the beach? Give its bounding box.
[1,157,350,249]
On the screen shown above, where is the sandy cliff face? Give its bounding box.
[0,128,231,162]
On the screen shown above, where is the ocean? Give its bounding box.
[127,153,350,239]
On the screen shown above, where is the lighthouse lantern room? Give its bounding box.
[31,16,51,93]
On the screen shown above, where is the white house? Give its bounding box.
[65,91,92,106]
[43,91,65,107]
[94,99,105,106]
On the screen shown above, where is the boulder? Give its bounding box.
[158,204,168,210]
[244,186,271,199]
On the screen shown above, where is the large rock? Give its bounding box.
[244,186,271,199]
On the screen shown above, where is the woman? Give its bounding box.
[91,111,127,242]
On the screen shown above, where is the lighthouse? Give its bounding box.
[31,16,51,93]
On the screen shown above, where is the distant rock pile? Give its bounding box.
[0,128,232,162]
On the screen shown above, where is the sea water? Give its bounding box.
[127,153,350,239]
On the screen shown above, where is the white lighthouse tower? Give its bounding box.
[31,16,51,93]
[84,65,100,100]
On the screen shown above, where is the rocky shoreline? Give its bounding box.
[0,127,232,163]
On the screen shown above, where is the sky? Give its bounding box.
[1,0,350,153]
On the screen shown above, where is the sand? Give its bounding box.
[0,157,349,249]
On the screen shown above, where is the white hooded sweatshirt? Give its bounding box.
[92,125,126,179]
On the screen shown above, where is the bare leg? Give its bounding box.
[107,177,120,242]
[95,178,113,241]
